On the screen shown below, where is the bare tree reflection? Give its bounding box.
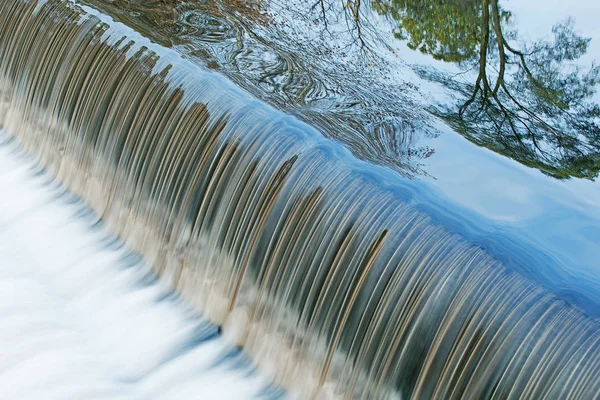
[376,0,600,179]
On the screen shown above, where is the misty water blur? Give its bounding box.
[0,131,280,399]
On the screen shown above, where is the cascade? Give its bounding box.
[1,0,599,398]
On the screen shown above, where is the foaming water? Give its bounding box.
[0,131,279,399]
[0,1,599,399]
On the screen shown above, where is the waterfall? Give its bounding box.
[1,0,599,398]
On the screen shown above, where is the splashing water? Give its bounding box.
[0,130,279,399]
[0,0,599,398]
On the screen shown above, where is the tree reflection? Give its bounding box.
[85,0,600,180]
[375,0,600,179]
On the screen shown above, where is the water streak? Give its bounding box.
[1,0,599,398]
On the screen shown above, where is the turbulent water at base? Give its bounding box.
[1,1,600,399]
[0,130,279,399]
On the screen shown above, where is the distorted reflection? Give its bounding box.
[85,0,599,180]
[81,0,438,177]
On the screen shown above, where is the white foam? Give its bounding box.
[0,131,281,400]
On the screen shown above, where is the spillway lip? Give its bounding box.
[67,0,600,318]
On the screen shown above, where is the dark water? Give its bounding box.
[1,0,600,398]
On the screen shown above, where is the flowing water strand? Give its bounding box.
[1,1,599,398]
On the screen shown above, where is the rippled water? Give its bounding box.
[78,0,600,181]
[78,0,439,177]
